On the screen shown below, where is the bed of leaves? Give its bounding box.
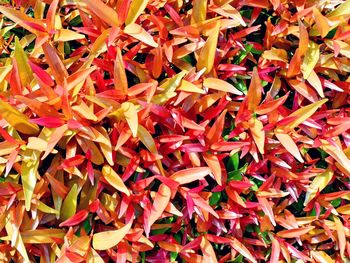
[1,0,350,262]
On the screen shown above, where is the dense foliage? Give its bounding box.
[1,0,350,262]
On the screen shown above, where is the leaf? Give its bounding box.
[114,47,128,95]
[258,197,276,226]
[301,41,319,79]
[249,118,265,154]
[313,7,330,38]
[320,139,350,174]
[262,48,288,62]
[0,5,46,35]
[327,0,350,17]
[146,184,171,236]
[197,21,220,73]
[82,0,119,27]
[178,79,205,94]
[42,43,68,86]
[55,29,85,42]
[191,0,207,24]
[276,226,315,238]
[0,65,12,83]
[42,125,68,160]
[255,92,289,115]
[102,165,130,196]
[122,102,138,138]
[124,23,158,47]
[230,238,257,263]
[60,184,78,221]
[170,167,211,185]
[125,0,148,25]
[275,132,303,163]
[247,67,262,112]
[310,251,335,263]
[200,236,218,263]
[270,236,280,263]
[304,168,333,206]
[22,149,40,211]
[337,204,350,215]
[59,210,89,227]
[92,222,132,250]
[203,78,243,95]
[279,99,327,130]
[0,99,39,135]
[203,153,222,185]
[20,229,66,244]
[14,36,33,86]
[334,216,346,260]
[307,70,324,98]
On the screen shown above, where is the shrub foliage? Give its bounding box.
[0,0,350,262]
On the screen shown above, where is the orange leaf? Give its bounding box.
[276,226,315,238]
[247,67,262,112]
[170,167,211,185]
[82,0,119,27]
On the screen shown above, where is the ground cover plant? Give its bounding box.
[0,0,350,262]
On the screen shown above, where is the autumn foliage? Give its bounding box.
[1,0,350,262]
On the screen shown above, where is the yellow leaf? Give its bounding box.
[60,184,78,221]
[262,48,288,62]
[22,149,40,211]
[307,70,324,98]
[124,23,158,47]
[311,251,335,263]
[327,0,350,17]
[191,0,207,24]
[178,79,205,94]
[302,41,319,79]
[138,125,164,176]
[92,222,132,250]
[337,204,350,215]
[249,118,265,154]
[5,216,29,262]
[0,65,12,83]
[37,200,59,214]
[152,71,186,105]
[55,29,85,41]
[304,168,333,205]
[122,102,138,138]
[320,139,350,175]
[281,99,328,130]
[14,36,33,86]
[94,127,114,166]
[102,165,130,196]
[125,0,148,25]
[20,229,65,244]
[203,78,243,95]
[275,132,303,163]
[72,102,98,121]
[0,100,39,135]
[197,21,220,73]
